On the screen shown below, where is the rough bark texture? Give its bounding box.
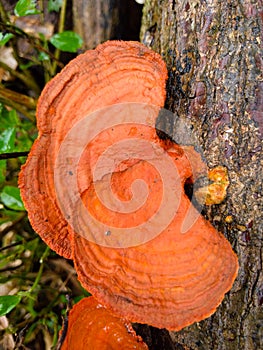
[141,1,262,349]
[72,0,120,49]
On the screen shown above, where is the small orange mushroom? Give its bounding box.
[61,297,148,350]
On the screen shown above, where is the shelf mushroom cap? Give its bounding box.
[61,296,148,350]
[72,127,239,330]
[19,40,167,259]
[19,40,239,330]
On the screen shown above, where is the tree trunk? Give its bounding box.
[72,0,143,49]
[140,1,262,349]
[72,0,121,49]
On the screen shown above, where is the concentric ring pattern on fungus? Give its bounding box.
[19,41,167,258]
[19,41,239,330]
[72,128,238,329]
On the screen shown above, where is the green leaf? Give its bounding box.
[48,0,63,12]
[15,128,33,152]
[0,186,25,211]
[0,127,16,152]
[0,33,14,46]
[0,104,33,153]
[0,105,19,128]
[50,31,83,53]
[14,0,41,16]
[0,295,21,316]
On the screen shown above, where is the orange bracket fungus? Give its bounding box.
[60,297,148,350]
[19,40,167,259]
[19,41,239,331]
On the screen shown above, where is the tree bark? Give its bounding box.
[72,0,143,49]
[140,1,262,349]
[72,0,121,49]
